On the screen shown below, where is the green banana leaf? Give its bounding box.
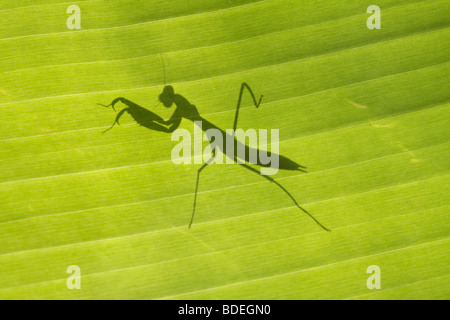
[0,0,448,299]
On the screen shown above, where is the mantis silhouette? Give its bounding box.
[99,83,330,232]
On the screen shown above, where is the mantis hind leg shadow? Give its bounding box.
[238,163,330,232]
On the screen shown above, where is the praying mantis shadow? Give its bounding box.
[99,83,330,232]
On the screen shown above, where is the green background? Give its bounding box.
[0,0,449,299]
